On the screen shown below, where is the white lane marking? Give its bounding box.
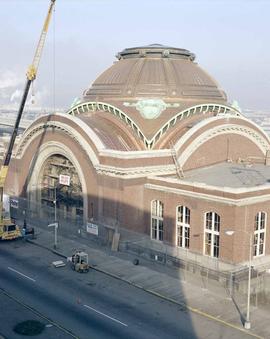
[83,304,128,327]
[8,267,36,282]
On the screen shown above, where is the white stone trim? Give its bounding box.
[54,113,105,149]
[95,164,175,178]
[178,123,269,167]
[99,149,171,159]
[145,183,270,206]
[148,175,270,194]
[175,115,270,152]
[16,118,101,166]
[238,115,270,144]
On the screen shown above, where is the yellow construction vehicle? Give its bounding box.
[0,0,56,240]
[68,250,90,273]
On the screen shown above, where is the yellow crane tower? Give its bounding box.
[0,0,56,240]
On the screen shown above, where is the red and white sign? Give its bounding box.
[59,174,70,186]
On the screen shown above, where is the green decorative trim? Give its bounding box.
[123,99,180,119]
[66,102,240,149]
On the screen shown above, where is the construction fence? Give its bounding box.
[10,196,270,305]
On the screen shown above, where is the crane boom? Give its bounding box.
[27,0,56,81]
[0,0,56,237]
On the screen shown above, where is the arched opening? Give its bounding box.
[40,154,83,218]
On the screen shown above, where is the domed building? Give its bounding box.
[7,44,270,266]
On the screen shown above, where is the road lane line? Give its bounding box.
[8,267,36,282]
[83,304,128,327]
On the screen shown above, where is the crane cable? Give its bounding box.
[53,3,56,112]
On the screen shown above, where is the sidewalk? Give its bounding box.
[28,227,268,339]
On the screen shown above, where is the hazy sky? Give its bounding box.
[0,0,269,111]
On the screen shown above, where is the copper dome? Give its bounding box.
[83,44,227,104]
[66,44,237,150]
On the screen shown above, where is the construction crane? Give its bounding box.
[0,0,56,240]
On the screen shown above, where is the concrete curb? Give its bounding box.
[27,239,262,339]
[26,239,67,259]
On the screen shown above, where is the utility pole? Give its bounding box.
[48,220,58,249]
[47,185,58,249]
[244,234,252,329]
[54,186,57,223]
[225,229,253,329]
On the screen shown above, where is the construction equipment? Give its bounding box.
[68,250,90,273]
[0,0,56,240]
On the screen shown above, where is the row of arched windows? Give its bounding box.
[151,200,267,258]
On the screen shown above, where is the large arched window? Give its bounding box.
[176,206,190,248]
[151,200,164,241]
[204,212,220,258]
[253,212,266,257]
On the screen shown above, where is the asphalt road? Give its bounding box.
[0,240,254,339]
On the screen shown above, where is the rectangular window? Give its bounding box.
[178,206,183,223]
[158,220,164,241]
[158,203,163,218]
[176,206,190,249]
[151,200,164,241]
[204,212,220,258]
[214,214,220,232]
[179,226,183,247]
[205,233,211,256]
[152,201,157,217]
[177,226,181,247]
[152,218,157,240]
[185,227,190,248]
[255,214,259,230]
[206,213,212,230]
[185,208,190,224]
[254,212,267,257]
[213,234,219,258]
[259,233,264,255]
[253,234,258,256]
[260,214,265,230]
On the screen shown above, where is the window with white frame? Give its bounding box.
[253,212,266,257]
[151,200,164,241]
[176,206,190,248]
[204,212,220,258]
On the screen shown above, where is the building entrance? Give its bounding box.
[40,154,83,218]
